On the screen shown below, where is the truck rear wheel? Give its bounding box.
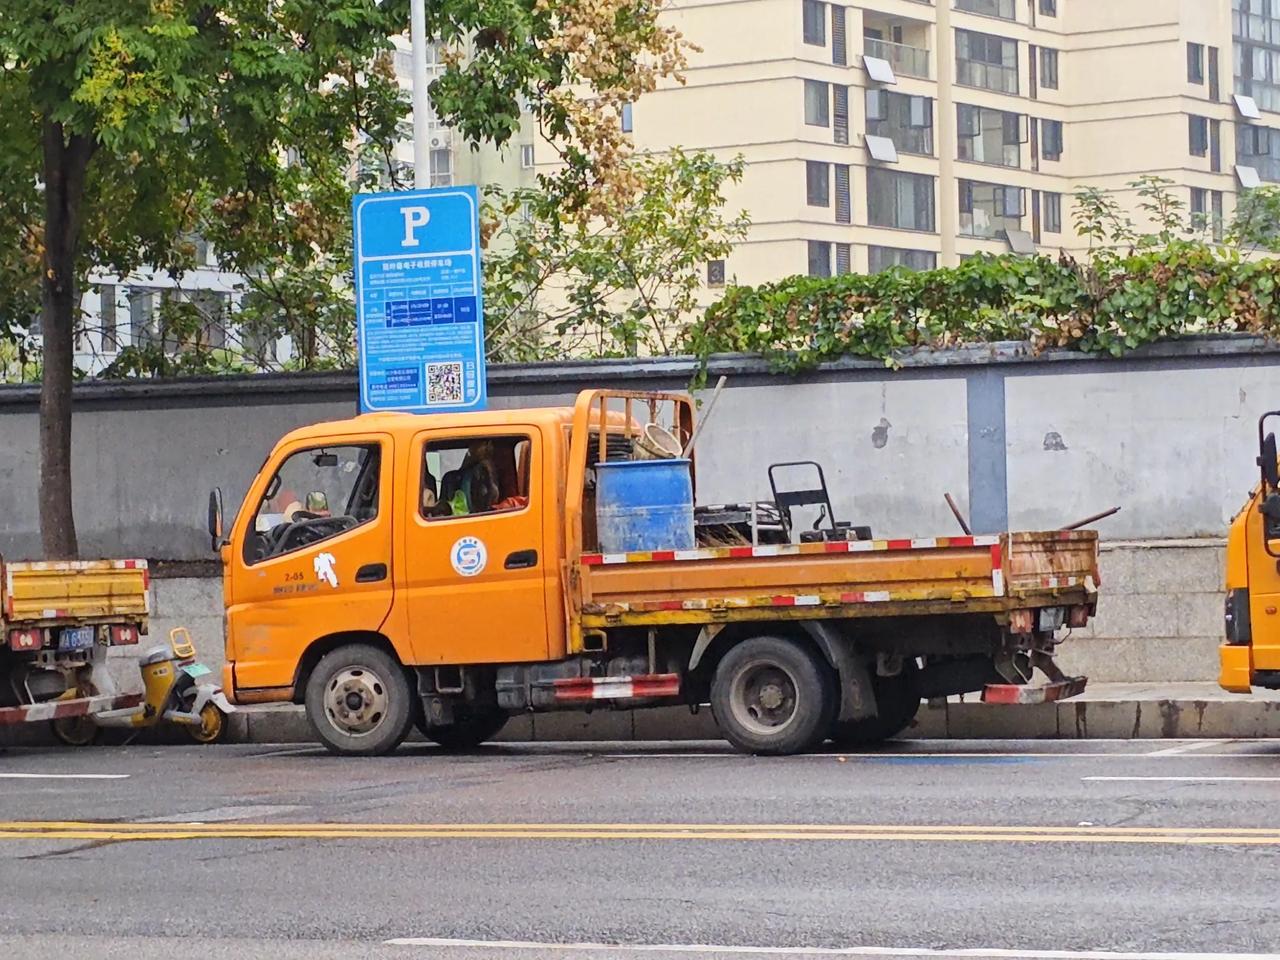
[305,644,413,756]
[829,663,920,747]
[710,636,835,755]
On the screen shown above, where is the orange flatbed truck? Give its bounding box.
[211,388,1101,756]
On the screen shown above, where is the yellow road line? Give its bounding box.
[2,821,1280,846]
[8,820,1280,835]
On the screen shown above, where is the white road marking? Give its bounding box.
[1084,776,1280,783]
[0,773,129,780]
[383,936,1280,959]
[1145,740,1232,757]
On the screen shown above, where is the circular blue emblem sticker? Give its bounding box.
[451,536,487,577]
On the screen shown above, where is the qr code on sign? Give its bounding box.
[426,361,463,404]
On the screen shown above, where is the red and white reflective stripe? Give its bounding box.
[552,674,681,702]
[0,693,143,727]
[990,544,1005,597]
[8,559,148,572]
[584,587,965,616]
[581,535,1001,567]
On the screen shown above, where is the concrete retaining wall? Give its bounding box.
[2,336,1274,684]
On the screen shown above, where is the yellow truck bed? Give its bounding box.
[2,559,151,629]
[576,531,1098,629]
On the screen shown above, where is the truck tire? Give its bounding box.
[710,636,835,755]
[829,663,920,747]
[417,710,509,750]
[305,644,413,756]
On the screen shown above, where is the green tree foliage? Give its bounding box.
[0,0,692,556]
[690,178,1280,374]
[483,149,749,360]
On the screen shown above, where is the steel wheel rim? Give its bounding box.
[324,666,390,737]
[728,660,800,736]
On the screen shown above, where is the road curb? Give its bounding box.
[5,696,1278,748]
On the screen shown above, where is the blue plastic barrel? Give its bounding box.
[595,459,695,553]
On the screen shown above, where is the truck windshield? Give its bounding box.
[244,444,380,563]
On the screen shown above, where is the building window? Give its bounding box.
[831,6,847,65]
[621,103,633,133]
[429,147,452,187]
[1211,190,1225,241]
[1188,42,1205,84]
[833,85,849,144]
[706,260,726,287]
[956,0,1016,21]
[97,284,118,352]
[834,164,851,224]
[1189,115,1209,156]
[804,80,830,126]
[835,243,852,275]
[807,240,832,277]
[1190,187,1208,230]
[1209,46,1221,100]
[867,90,935,156]
[957,103,1024,167]
[1039,47,1059,89]
[1238,122,1280,181]
[867,168,936,232]
[1040,118,1064,161]
[959,179,1025,239]
[869,246,937,273]
[1234,0,1280,112]
[1042,192,1062,234]
[803,0,826,45]
[1039,0,1056,15]
[520,144,535,168]
[956,28,1019,95]
[806,160,831,207]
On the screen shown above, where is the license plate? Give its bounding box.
[183,663,212,679]
[58,626,95,651]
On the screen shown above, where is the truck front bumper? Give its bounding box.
[1219,643,1253,693]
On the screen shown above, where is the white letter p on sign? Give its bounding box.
[401,206,431,247]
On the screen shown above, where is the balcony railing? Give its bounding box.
[863,37,932,80]
[956,57,1018,94]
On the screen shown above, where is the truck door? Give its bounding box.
[228,436,395,691]
[401,425,549,665]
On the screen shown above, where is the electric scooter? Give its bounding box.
[51,627,233,746]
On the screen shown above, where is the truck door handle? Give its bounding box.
[355,563,388,583]
[505,550,538,570]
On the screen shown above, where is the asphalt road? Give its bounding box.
[3,738,1280,959]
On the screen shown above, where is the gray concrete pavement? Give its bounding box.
[3,740,1280,958]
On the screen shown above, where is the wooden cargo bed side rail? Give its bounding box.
[574,531,1100,630]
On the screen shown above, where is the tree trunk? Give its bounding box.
[38,121,93,559]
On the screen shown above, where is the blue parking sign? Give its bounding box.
[352,186,487,413]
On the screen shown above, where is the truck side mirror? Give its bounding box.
[207,488,225,551]
[1260,430,1280,491]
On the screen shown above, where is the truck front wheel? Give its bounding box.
[305,644,413,756]
[710,636,834,755]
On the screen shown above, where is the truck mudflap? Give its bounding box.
[981,648,1086,704]
[0,692,144,726]
[982,676,1087,704]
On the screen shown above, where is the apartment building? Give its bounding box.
[591,0,1270,284]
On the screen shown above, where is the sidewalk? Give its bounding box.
[6,683,1278,747]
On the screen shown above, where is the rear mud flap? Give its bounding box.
[982,676,1087,704]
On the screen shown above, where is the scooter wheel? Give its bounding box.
[186,702,228,744]
[50,715,99,747]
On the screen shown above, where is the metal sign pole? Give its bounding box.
[409,0,430,190]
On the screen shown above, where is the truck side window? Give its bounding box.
[423,435,531,519]
[244,443,381,564]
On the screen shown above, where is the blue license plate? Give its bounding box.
[183,663,212,679]
[58,626,95,651]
